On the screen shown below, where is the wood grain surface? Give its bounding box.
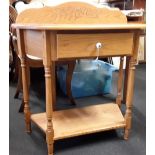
[16,2,127,24]
[31,103,125,140]
[57,33,133,58]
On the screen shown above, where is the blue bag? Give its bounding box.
[57,60,118,98]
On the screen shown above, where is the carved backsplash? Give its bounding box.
[16,2,127,24]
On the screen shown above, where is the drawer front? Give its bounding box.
[57,33,133,59]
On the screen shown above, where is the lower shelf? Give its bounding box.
[31,103,125,140]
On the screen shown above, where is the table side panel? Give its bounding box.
[24,30,44,59]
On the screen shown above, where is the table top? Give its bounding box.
[12,22,145,30]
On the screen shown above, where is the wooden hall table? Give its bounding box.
[13,2,146,155]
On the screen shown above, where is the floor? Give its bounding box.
[9,64,146,155]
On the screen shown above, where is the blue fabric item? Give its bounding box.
[57,60,118,98]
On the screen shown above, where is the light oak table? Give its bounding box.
[13,2,146,155]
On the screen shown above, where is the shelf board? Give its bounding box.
[31,103,125,140]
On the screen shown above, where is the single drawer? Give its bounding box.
[57,33,133,59]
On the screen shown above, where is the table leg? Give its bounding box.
[17,29,31,133]
[45,65,54,155]
[43,31,54,155]
[124,57,136,140]
[18,64,30,113]
[124,31,140,139]
[21,57,31,133]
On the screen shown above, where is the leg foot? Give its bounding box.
[124,129,129,140]
[47,144,54,155]
[46,131,54,155]
[24,105,31,133]
[25,120,31,133]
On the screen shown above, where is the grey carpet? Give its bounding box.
[9,64,146,155]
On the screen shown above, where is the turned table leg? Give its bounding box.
[44,64,54,155]
[124,57,136,139]
[19,65,31,113]
[17,29,31,133]
[43,31,55,155]
[124,31,140,139]
[20,56,31,132]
